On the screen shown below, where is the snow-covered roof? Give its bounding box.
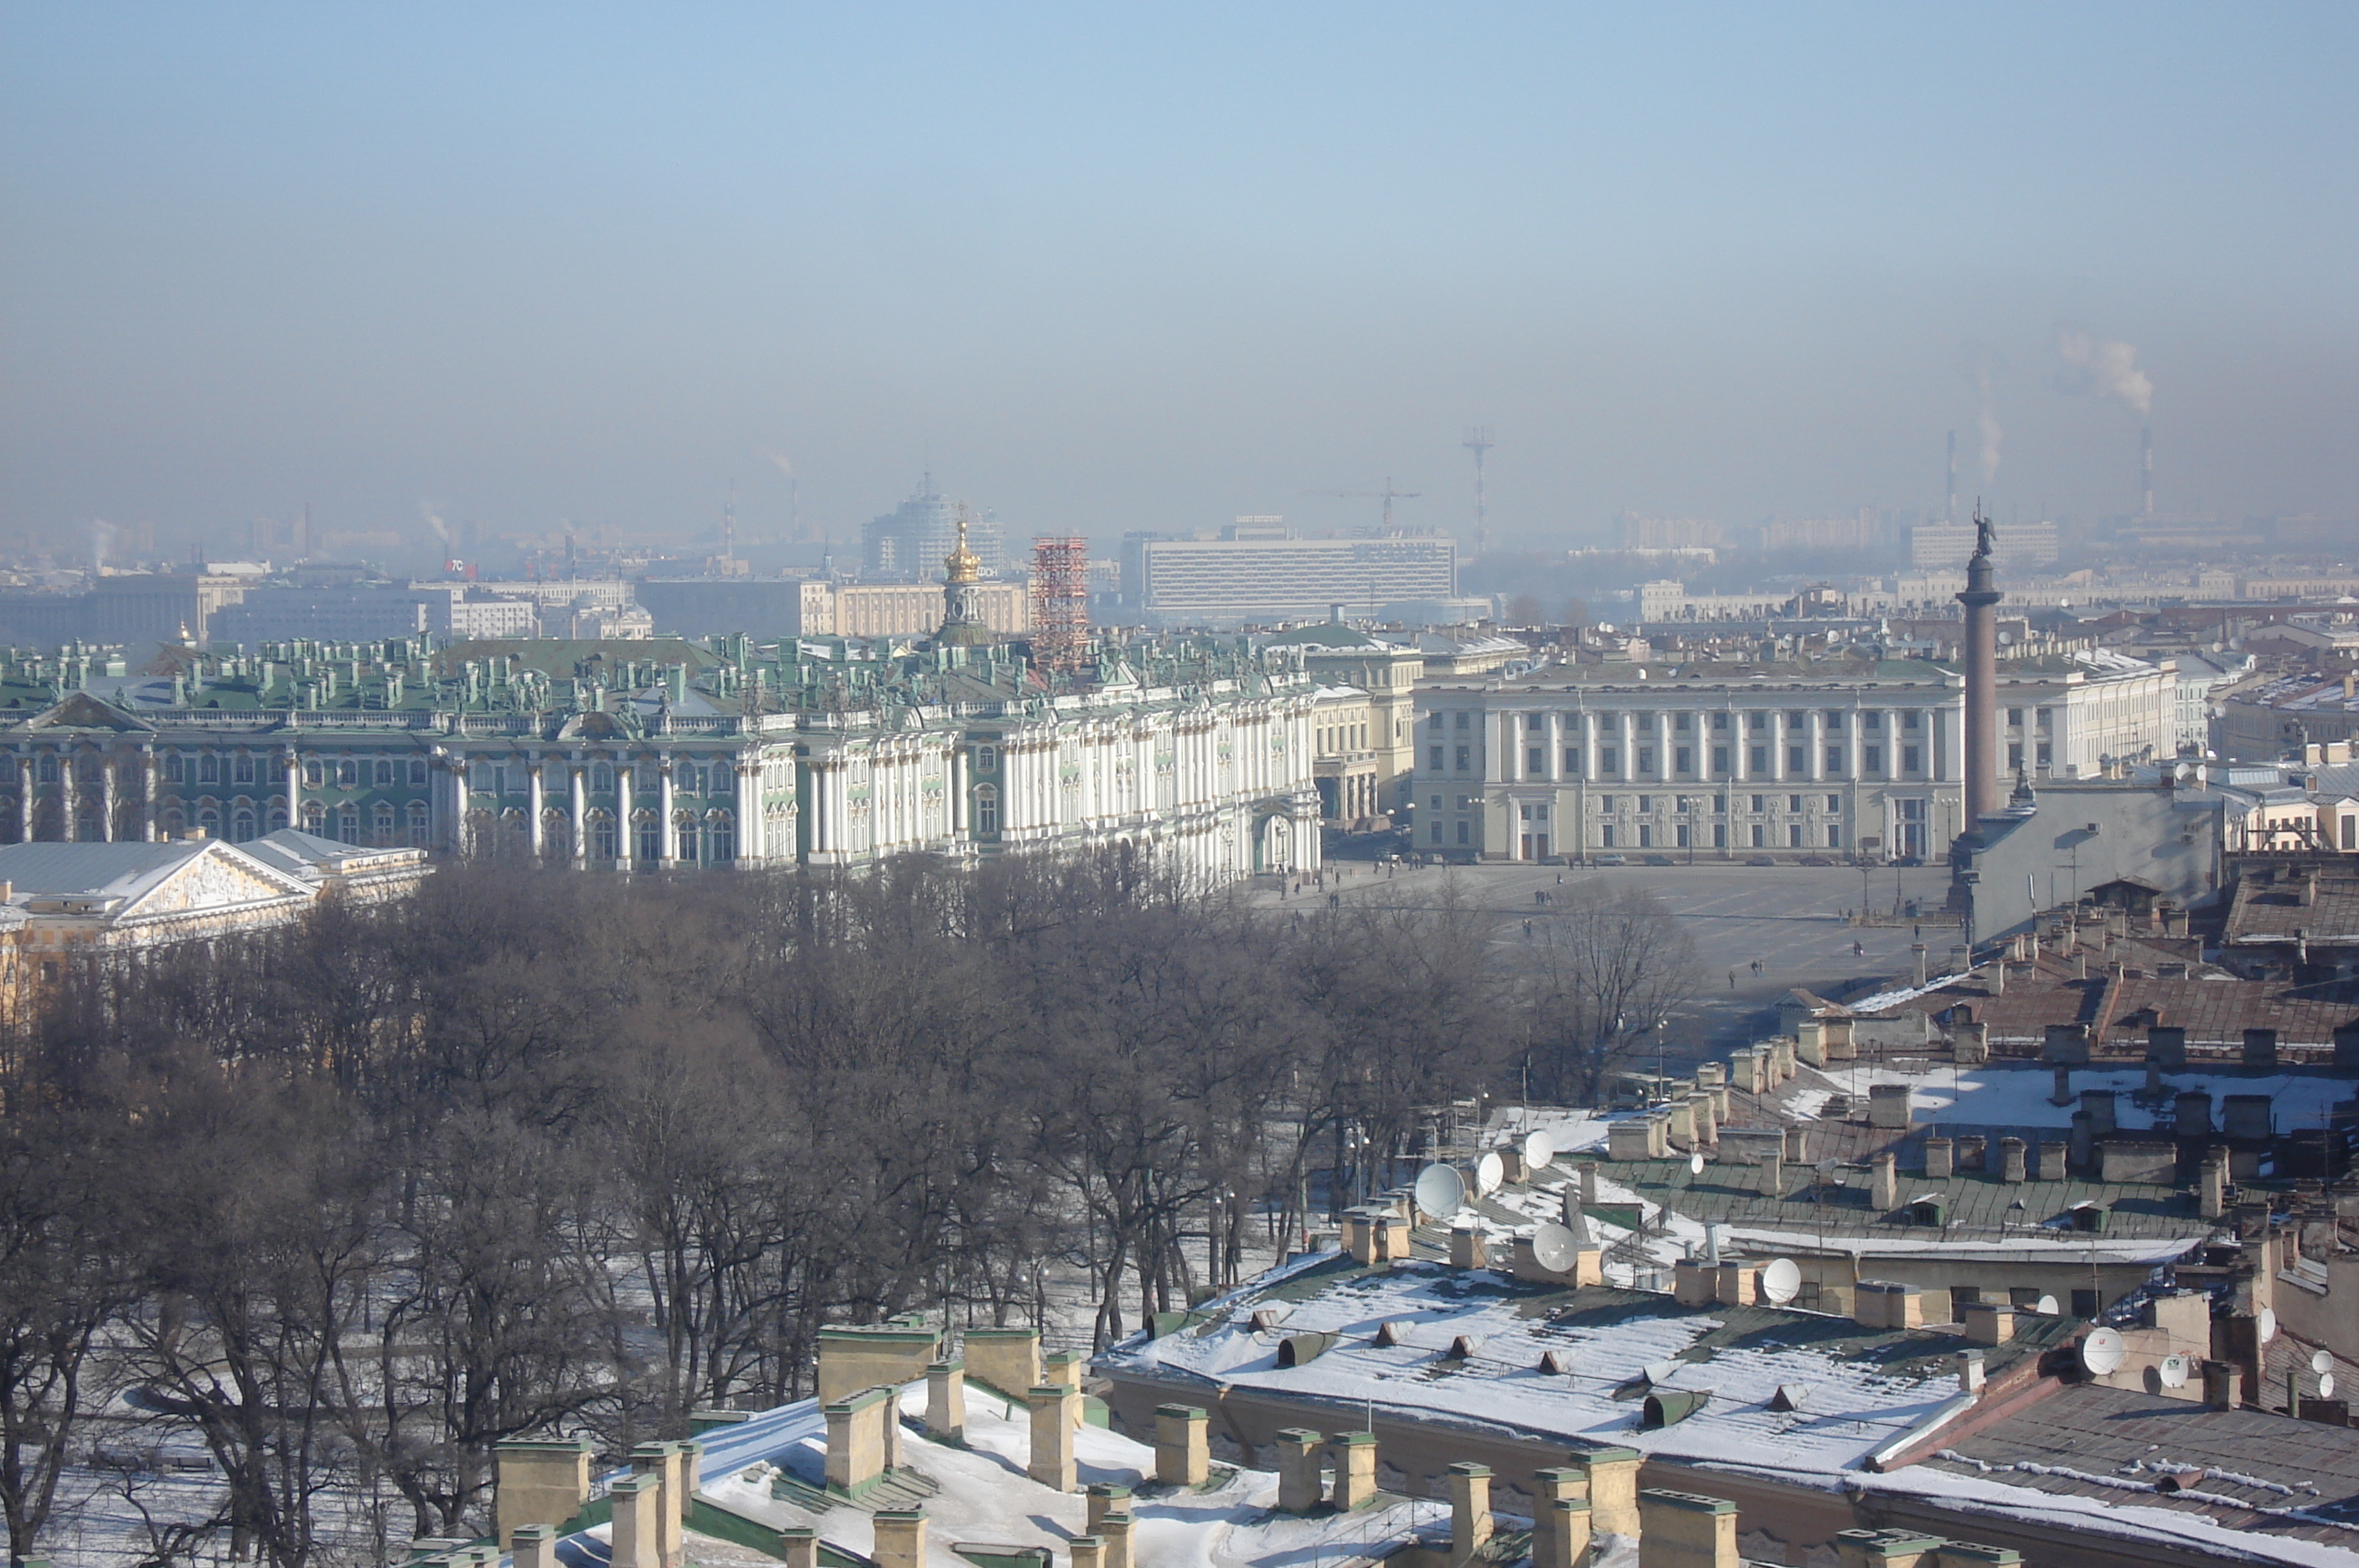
[1097,1257,2069,1473]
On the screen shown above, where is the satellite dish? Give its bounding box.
[1531,1221,1580,1274]
[2158,1354,2190,1389]
[2034,1295,2060,1317]
[1474,1152,1505,1196]
[1689,1150,1706,1176]
[2080,1328,2127,1376]
[1523,1128,1557,1170]
[2259,1308,2279,1344]
[1760,1258,1802,1306]
[2321,1374,2337,1399]
[2310,1349,2332,1375]
[1815,1158,1839,1179]
[1414,1164,1467,1220]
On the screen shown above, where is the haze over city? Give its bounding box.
[5,3,2355,562]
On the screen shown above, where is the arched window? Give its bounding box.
[635,811,661,864]
[591,811,617,860]
[976,745,999,773]
[409,758,428,787]
[591,762,614,792]
[234,751,256,785]
[974,785,999,835]
[303,758,324,788]
[407,801,431,847]
[161,807,186,838]
[199,806,222,838]
[35,756,56,784]
[302,802,325,833]
[199,751,220,784]
[374,759,395,788]
[337,802,359,841]
[706,811,734,864]
[231,805,256,842]
[373,801,396,843]
[267,804,288,832]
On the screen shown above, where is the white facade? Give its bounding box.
[1416,668,1969,863]
[1412,653,2176,864]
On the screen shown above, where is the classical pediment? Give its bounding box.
[120,843,317,921]
[20,693,156,735]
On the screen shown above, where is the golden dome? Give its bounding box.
[944,505,981,585]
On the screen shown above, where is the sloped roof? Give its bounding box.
[242,829,412,883]
[0,838,315,912]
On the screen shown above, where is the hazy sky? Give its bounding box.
[4,3,2355,560]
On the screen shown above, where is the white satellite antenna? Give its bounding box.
[1531,1221,1580,1274]
[1523,1128,1557,1170]
[1760,1258,1802,1306]
[1414,1164,1467,1220]
[2158,1354,2190,1389]
[2321,1373,2338,1399]
[2033,1295,2060,1317]
[2258,1308,2279,1344]
[2080,1328,2126,1376]
[2310,1349,2332,1375]
[1689,1150,1705,1176]
[1474,1152,1505,1196]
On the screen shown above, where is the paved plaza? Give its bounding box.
[1269,858,1961,1062]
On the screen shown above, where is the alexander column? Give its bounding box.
[1957,505,2002,825]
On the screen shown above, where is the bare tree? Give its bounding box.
[1515,879,1700,1101]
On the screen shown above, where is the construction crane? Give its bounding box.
[1302,477,1422,533]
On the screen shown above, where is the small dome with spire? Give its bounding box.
[943,506,981,586]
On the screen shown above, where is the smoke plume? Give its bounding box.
[2054,328,2154,415]
[1975,367,2003,483]
[419,501,451,543]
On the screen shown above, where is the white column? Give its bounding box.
[140,750,157,842]
[1809,711,1825,781]
[59,758,76,841]
[657,756,677,862]
[16,756,31,843]
[616,764,634,867]
[99,757,116,842]
[952,745,968,837]
[1582,713,1598,781]
[569,762,586,864]
[285,750,301,833]
[527,760,546,856]
[730,754,759,863]
[1882,709,1898,776]
[1772,714,1789,781]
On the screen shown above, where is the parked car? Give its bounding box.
[1643,854,1675,866]
[1592,853,1629,866]
[1745,855,1776,867]
[1799,854,1835,866]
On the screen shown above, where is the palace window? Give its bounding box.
[974,785,999,834]
[591,762,614,792]
[336,759,357,788]
[408,801,431,847]
[410,758,430,787]
[374,759,395,787]
[235,752,256,784]
[373,802,396,843]
[977,745,999,772]
[200,752,220,784]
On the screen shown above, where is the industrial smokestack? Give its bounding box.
[1946,431,1958,524]
[2141,425,2155,520]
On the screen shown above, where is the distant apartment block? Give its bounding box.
[1120,522,1458,624]
[213,585,539,645]
[1758,512,1882,552]
[1618,516,1724,550]
[635,577,1027,641]
[861,477,1005,580]
[1911,520,2060,570]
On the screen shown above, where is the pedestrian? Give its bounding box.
[1853,940,1865,957]
[1523,919,1534,940]
[1728,968,1737,990]
[1556,871,1564,885]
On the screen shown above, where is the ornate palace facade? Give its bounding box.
[0,634,1321,883]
